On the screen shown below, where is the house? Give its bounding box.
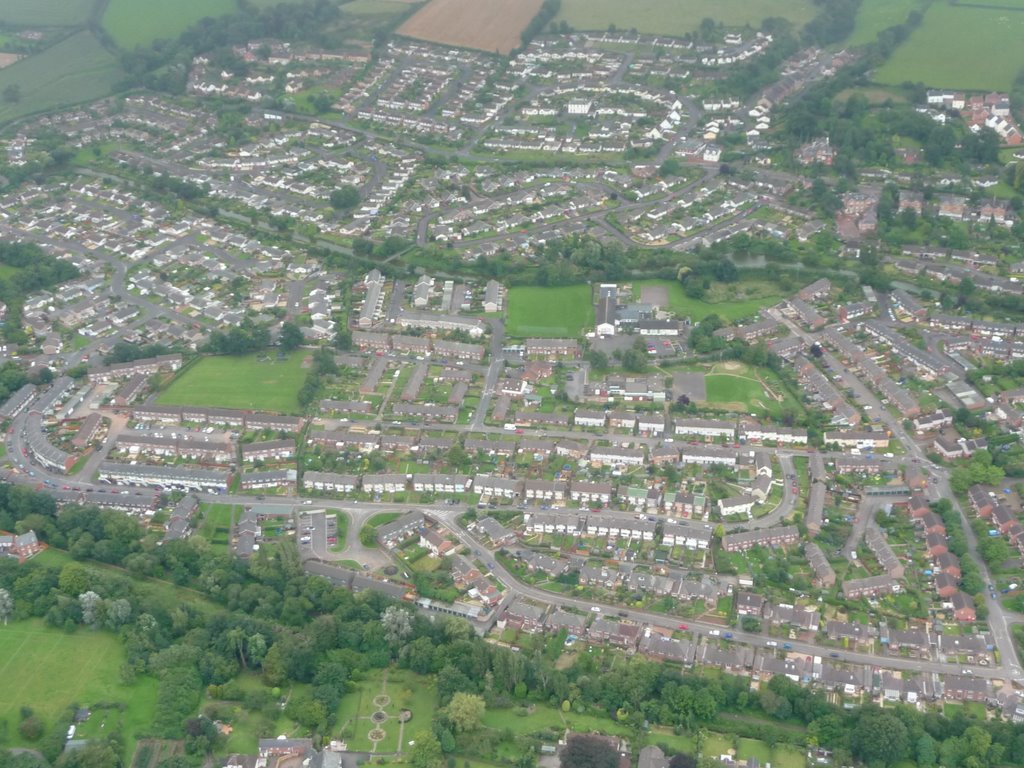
[935,572,959,598]
[951,591,976,622]
[843,575,897,599]
[718,494,756,519]
[419,528,456,557]
[736,591,765,616]
[805,542,836,588]
[503,599,546,633]
[376,511,425,545]
[721,525,799,552]
[0,530,44,562]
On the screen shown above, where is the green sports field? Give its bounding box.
[156,352,308,413]
[703,362,801,417]
[506,285,595,338]
[554,0,816,37]
[874,1,1024,91]
[0,619,158,752]
[103,0,237,48]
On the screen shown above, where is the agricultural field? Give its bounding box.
[703,361,801,418]
[633,279,779,323]
[0,31,123,124]
[0,0,96,26]
[102,0,236,48]
[506,284,595,337]
[157,351,308,413]
[874,1,1024,91]
[845,0,927,47]
[342,0,421,15]
[0,619,158,755]
[554,0,816,37]
[397,0,543,55]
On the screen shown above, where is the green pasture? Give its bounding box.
[0,0,96,26]
[103,0,236,48]
[846,0,928,47]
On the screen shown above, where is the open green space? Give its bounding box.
[634,279,779,323]
[874,1,1024,91]
[846,0,927,47]
[337,667,438,753]
[702,362,801,418]
[197,503,240,548]
[554,0,816,37]
[506,284,594,338]
[0,31,124,125]
[103,0,237,48]
[157,351,307,413]
[341,0,416,16]
[0,619,158,755]
[0,0,96,26]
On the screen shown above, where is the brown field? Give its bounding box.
[397,0,543,55]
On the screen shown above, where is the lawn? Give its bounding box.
[845,0,927,47]
[0,31,124,125]
[197,503,240,548]
[705,374,766,408]
[633,280,779,323]
[157,352,308,413]
[703,362,801,418]
[0,0,96,26]
[0,619,158,758]
[103,0,237,48]
[874,1,1024,90]
[506,285,594,338]
[554,0,816,37]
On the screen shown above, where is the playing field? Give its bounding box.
[874,1,1024,90]
[506,284,595,338]
[398,0,544,55]
[846,0,928,46]
[633,280,779,323]
[0,31,123,125]
[554,0,816,37]
[0,619,158,752]
[703,362,800,417]
[0,0,95,26]
[103,0,237,48]
[156,352,308,413]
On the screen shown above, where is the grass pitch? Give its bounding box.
[0,619,158,752]
[156,352,308,414]
[506,284,594,338]
[554,0,816,37]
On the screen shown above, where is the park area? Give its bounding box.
[336,668,437,753]
[634,279,779,323]
[874,0,1024,91]
[398,0,543,55]
[157,351,308,413]
[102,0,236,48]
[554,0,815,37]
[702,361,801,418]
[506,284,595,338]
[0,619,158,754]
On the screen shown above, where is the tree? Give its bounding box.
[382,605,413,646]
[105,598,132,629]
[446,692,485,732]
[279,321,304,352]
[330,185,361,210]
[0,588,12,625]
[410,730,444,768]
[79,591,102,627]
[560,734,619,768]
[851,711,909,766]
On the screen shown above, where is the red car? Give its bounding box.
[678,623,688,630]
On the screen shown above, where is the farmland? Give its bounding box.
[156,351,308,413]
[0,619,158,756]
[0,0,96,26]
[0,31,123,124]
[846,0,928,47]
[102,0,237,48]
[554,0,816,38]
[632,279,780,323]
[397,0,544,55]
[874,1,1024,91]
[506,284,595,338]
